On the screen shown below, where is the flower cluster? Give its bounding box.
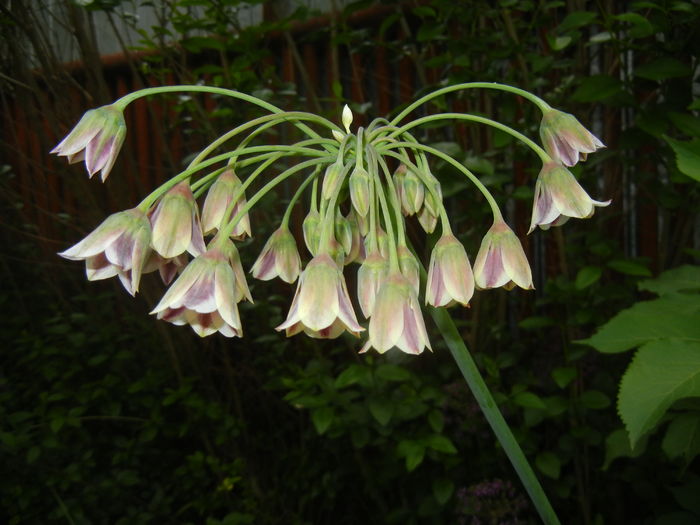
[55,87,607,354]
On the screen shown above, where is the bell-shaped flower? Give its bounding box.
[201,169,251,240]
[276,253,364,339]
[360,273,431,355]
[418,205,438,234]
[149,181,206,259]
[344,210,364,265]
[529,163,611,233]
[357,250,388,318]
[540,109,605,167]
[426,233,475,307]
[473,220,533,290]
[250,226,301,283]
[150,240,249,338]
[401,168,425,216]
[349,166,371,217]
[51,104,126,181]
[143,252,188,286]
[58,208,151,296]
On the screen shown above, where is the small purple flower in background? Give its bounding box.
[455,478,529,525]
[529,162,610,233]
[51,104,126,181]
[149,181,206,259]
[473,221,533,291]
[58,208,151,296]
[540,108,605,167]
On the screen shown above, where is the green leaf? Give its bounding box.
[397,440,425,471]
[638,265,700,295]
[513,391,547,410]
[375,364,411,382]
[579,390,611,410]
[619,340,700,447]
[669,113,700,138]
[310,406,334,435]
[557,11,597,33]
[613,12,654,38]
[50,417,65,433]
[369,398,394,426]
[548,35,572,51]
[428,409,445,433]
[602,428,647,470]
[607,259,651,277]
[425,434,458,454]
[662,413,700,462]
[432,478,454,505]
[334,364,369,388]
[664,136,700,182]
[536,452,561,479]
[518,316,555,330]
[26,446,40,464]
[635,58,692,81]
[575,266,602,289]
[582,295,700,353]
[572,75,624,103]
[552,367,577,389]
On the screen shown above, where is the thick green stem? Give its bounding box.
[390,82,550,125]
[429,306,560,525]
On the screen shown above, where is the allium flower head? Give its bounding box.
[51,104,126,181]
[250,226,301,283]
[201,169,251,240]
[473,220,533,290]
[426,233,475,307]
[357,250,388,318]
[276,253,363,339]
[59,208,151,296]
[151,240,247,338]
[529,162,611,233]
[361,273,431,355]
[540,108,605,167]
[150,181,206,259]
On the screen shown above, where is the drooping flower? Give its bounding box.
[58,208,151,296]
[149,181,206,259]
[540,108,605,167]
[356,250,388,318]
[360,273,431,355]
[426,233,475,307]
[151,240,247,338]
[473,220,533,290]
[143,252,188,286]
[250,226,301,283]
[302,207,321,256]
[276,253,363,339]
[201,169,251,240]
[401,167,425,216]
[398,245,420,294]
[344,210,364,265]
[334,208,353,256]
[529,163,611,233]
[349,166,371,217]
[51,105,127,182]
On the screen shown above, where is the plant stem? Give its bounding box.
[429,306,561,525]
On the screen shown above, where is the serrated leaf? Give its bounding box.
[513,391,547,410]
[536,452,561,479]
[335,364,369,388]
[426,434,458,454]
[583,295,700,353]
[662,413,700,462]
[369,398,394,426]
[552,366,577,388]
[432,478,454,505]
[575,266,602,289]
[619,340,700,447]
[664,136,700,182]
[638,265,700,295]
[635,58,692,81]
[375,364,411,382]
[602,428,647,470]
[311,406,334,435]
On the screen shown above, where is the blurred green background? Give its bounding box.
[2,1,700,523]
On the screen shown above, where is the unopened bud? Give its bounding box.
[321,161,344,201]
[342,104,353,133]
[349,166,371,217]
[303,208,321,256]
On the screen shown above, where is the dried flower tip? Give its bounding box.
[540,109,605,167]
[51,104,126,181]
[529,162,610,233]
